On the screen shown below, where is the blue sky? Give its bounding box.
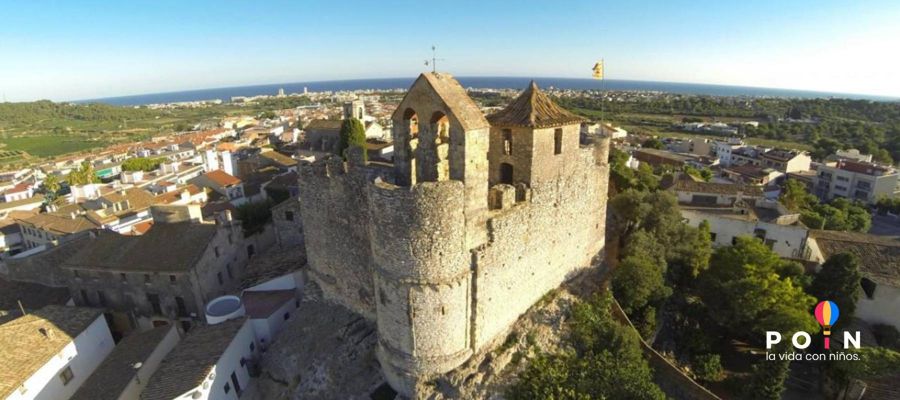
[2,0,900,101]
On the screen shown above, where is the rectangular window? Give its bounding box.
[502,129,512,155]
[217,272,224,285]
[59,366,74,385]
[147,294,162,315]
[226,264,233,280]
[175,296,188,317]
[283,312,290,320]
[80,290,89,305]
[554,128,563,155]
[224,383,231,394]
[144,274,151,284]
[214,246,220,258]
[120,273,127,283]
[285,211,294,221]
[169,275,177,283]
[97,291,106,307]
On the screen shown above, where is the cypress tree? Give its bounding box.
[337,117,367,161]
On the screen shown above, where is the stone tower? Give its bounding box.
[295,73,609,398]
[486,81,586,187]
[343,99,366,121]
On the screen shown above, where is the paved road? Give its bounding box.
[869,213,900,236]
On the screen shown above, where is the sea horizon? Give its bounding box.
[75,76,900,106]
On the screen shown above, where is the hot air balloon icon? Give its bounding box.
[815,300,840,349]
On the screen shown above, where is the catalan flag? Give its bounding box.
[592,60,604,80]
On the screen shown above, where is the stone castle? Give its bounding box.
[296,72,610,396]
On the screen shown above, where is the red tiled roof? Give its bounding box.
[204,170,241,187]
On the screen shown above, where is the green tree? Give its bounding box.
[41,174,60,200]
[641,137,664,149]
[235,200,273,236]
[337,118,367,161]
[612,252,671,316]
[745,358,790,400]
[809,253,861,323]
[699,237,818,339]
[122,157,164,172]
[692,353,724,383]
[510,293,666,400]
[66,161,99,185]
[780,179,817,212]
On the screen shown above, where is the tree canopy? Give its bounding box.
[337,118,367,161]
[809,253,862,324]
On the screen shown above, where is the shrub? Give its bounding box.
[692,353,724,382]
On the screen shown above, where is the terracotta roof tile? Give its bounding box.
[0,306,103,398]
[487,81,585,128]
[71,326,175,400]
[141,319,246,400]
[63,222,219,273]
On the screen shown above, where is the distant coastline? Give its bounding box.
[77,77,900,106]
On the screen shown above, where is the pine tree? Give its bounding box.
[746,358,790,400]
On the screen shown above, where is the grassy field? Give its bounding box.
[0,136,108,157]
[0,102,258,163]
[571,107,814,151]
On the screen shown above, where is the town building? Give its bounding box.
[633,147,693,168]
[61,212,250,334]
[758,149,811,173]
[271,196,302,247]
[680,198,808,258]
[667,137,712,157]
[189,170,246,206]
[803,230,900,330]
[669,178,765,206]
[70,325,180,400]
[296,74,609,396]
[0,306,115,400]
[140,318,258,400]
[813,159,900,204]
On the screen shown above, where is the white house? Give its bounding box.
[3,182,34,203]
[0,306,115,400]
[71,325,180,400]
[242,289,299,348]
[140,318,258,400]
[681,199,809,259]
[804,230,900,330]
[669,179,765,206]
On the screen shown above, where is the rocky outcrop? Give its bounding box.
[256,283,385,399]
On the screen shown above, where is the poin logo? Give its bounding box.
[766,300,860,350]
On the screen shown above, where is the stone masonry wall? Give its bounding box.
[366,179,474,392]
[297,157,377,319]
[472,144,609,348]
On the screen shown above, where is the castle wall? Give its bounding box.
[366,180,474,392]
[473,145,609,348]
[297,158,377,318]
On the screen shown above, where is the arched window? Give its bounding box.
[403,108,419,138]
[430,112,449,144]
[500,163,514,184]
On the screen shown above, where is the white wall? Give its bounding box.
[116,326,180,400]
[251,299,297,347]
[856,284,900,331]
[682,209,808,258]
[173,321,259,400]
[10,315,114,400]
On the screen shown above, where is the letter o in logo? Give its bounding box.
[792,332,811,349]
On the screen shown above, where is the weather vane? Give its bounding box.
[424,45,445,73]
